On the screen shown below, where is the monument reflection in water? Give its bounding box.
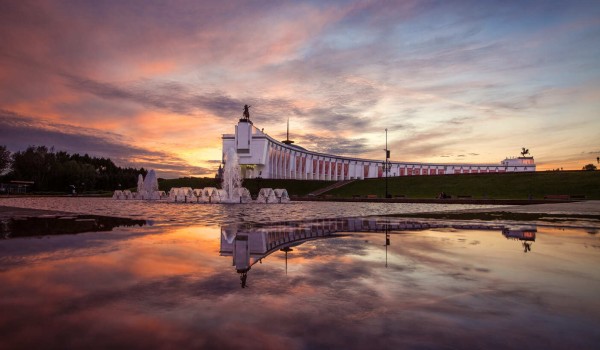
[3,210,600,349]
[220,218,537,287]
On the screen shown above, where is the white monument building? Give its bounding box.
[222,106,536,180]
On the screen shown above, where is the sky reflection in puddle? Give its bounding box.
[0,218,599,349]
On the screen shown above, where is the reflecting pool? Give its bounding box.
[0,214,599,349]
[0,197,505,225]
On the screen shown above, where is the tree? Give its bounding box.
[583,163,597,171]
[9,145,145,192]
[0,145,10,175]
[11,146,55,188]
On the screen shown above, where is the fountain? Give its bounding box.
[220,148,252,203]
[168,187,193,202]
[167,149,254,204]
[192,189,203,202]
[256,188,289,203]
[115,149,287,204]
[136,170,165,200]
[202,187,219,203]
[113,169,165,200]
[256,188,277,203]
[137,174,144,192]
[273,189,290,203]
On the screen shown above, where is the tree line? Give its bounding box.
[0,145,146,192]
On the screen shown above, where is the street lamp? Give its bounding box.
[384,129,391,198]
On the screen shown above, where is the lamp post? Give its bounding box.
[384,129,391,198]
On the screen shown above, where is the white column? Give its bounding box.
[265,145,275,179]
[280,148,284,179]
[271,147,275,179]
[303,154,307,180]
[332,160,337,181]
[358,162,363,179]
[280,149,284,179]
[274,147,278,178]
[320,158,325,180]
[288,151,292,179]
[292,152,297,180]
[284,149,289,179]
[317,158,321,180]
[287,150,292,179]
[275,148,280,179]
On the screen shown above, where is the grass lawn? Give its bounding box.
[325,171,600,200]
[157,171,599,200]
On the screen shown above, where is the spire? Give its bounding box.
[282,117,294,145]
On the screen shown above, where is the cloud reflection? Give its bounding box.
[0,218,600,348]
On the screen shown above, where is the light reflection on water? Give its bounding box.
[0,215,599,349]
[0,197,505,225]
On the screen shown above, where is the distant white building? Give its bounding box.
[222,117,536,180]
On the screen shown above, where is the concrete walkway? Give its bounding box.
[463,200,600,215]
[0,205,74,220]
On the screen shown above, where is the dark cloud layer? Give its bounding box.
[63,75,243,119]
[297,134,375,156]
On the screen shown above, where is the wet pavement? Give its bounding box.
[477,200,600,215]
[0,200,599,349]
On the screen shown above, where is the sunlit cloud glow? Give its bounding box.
[1,0,599,176]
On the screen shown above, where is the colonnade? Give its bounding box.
[224,120,535,180]
[266,143,370,180]
[264,142,516,180]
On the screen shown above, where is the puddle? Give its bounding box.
[1,215,147,238]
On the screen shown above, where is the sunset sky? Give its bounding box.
[1,0,599,177]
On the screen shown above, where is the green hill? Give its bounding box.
[325,171,600,200]
[241,179,331,197]
[158,171,599,200]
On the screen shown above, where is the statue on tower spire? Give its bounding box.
[239,104,253,124]
[242,105,251,121]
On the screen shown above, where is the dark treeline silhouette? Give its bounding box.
[2,145,146,192]
[582,163,597,171]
